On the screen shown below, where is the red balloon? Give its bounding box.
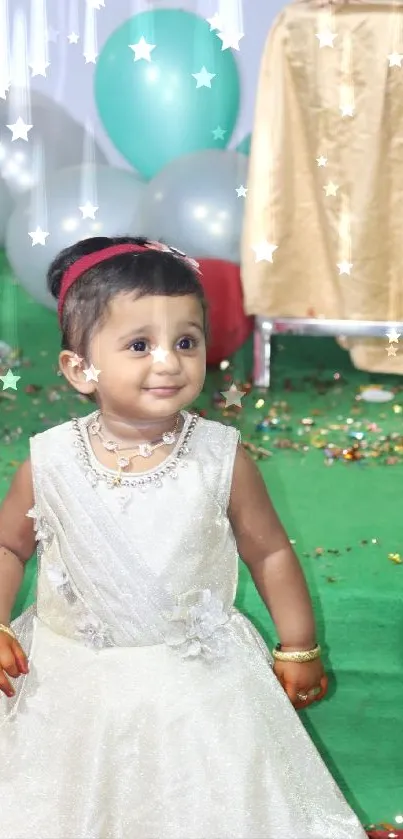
[196,258,254,365]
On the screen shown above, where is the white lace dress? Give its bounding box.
[0,410,367,839]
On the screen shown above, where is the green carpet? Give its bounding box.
[1,249,402,831]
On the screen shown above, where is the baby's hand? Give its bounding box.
[0,632,29,698]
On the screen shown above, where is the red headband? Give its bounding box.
[57,243,148,322]
[57,241,201,323]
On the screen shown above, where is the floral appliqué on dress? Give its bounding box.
[27,507,113,651]
[26,506,54,548]
[163,589,231,662]
[47,562,114,650]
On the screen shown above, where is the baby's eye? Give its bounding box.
[129,340,148,353]
[177,336,197,351]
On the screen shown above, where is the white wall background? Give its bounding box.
[10,0,285,169]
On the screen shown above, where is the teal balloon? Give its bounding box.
[94,10,240,179]
[236,133,251,156]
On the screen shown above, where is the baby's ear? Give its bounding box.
[58,351,97,398]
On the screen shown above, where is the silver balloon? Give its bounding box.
[141,149,249,263]
[5,163,146,310]
[0,177,12,245]
[0,90,107,197]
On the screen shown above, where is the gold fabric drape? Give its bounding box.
[241,1,403,373]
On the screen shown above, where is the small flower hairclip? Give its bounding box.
[145,240,201,275]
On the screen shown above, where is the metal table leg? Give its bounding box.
[253,317,273,388]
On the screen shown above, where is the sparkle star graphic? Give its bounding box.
[323,182,339,197]
[192,67,216,88]
[212,126,226,140]
[316,156,328,167]
[207,13,222,31]
[315,30,337,48]
[69,353,84,368]
[236,185,248,198]
[68,32,79,44]
[28,227,49,246]
[84,50,98,64]
[87,0,105,8]
[220,384,246,408]
[252,241,278,263]
[83,364,101,382]
[337,260,353,275]
[340,104,354,117]
[6,117,33,141]
[30,60,50,78]
[386,345,398,357]
[150,346,170,363]
[386,328,401,343]
[79,201,98,219]
[388,52,403,67]
[0,369,21,391]
[129,37,156,62]
[217,30,244,51]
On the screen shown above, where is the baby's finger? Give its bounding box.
[11,641,29,674]
[314,675,328,702]
[0,652,20,679]
[0,670,15,697]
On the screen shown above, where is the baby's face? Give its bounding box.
[84,292,206,420]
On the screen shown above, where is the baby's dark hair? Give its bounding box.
[47,235,209,359]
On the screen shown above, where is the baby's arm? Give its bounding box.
[0,460,36,626]
[228,445,316,650]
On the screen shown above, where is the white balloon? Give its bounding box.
[141,149,249,263]
[5,164,146,310]
[0,91,108,196]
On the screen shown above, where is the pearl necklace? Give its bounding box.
[88,411,181,480]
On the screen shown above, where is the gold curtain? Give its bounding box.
[241,1,403,373]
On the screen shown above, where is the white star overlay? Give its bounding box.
[192,67,216,88]
[29,227,49,246]
[388,52,403,67]
[68,32,79,44]
[316,156,328,167]
[30,60,50,78]
[220,384,246,408]
[236,185,248,198]
[207,13,222,31]
[87,0,105,8]
[323,182,339,197]
[83,364,101,382]
[0,369,21,391]
[337,260,353,275]
[6,117,33,141]
[217,30,244,51]
[69,353,84,368]
[386,328,401,343]
[129,37,156,62]
[340,104,354,117]
[252,241,278,263]
[316,30,337,48]
[150,346,170,363]
[79,201,98,219]
[84,50,98,64]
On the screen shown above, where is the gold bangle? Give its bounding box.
[0,624,16,641]
[272,643,321,663]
